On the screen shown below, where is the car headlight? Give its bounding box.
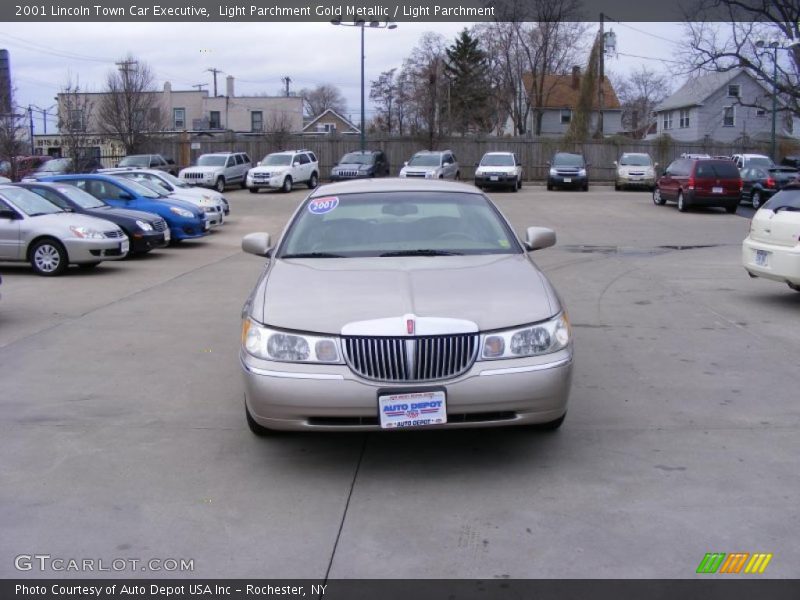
[169,206,194,218]
[425,171,436,179]
[549,168,558,176]
[578,169,587,177]
[479,313,571,360]
[136,219,153,231]
[242,319,343,364]
[203,206,215,213]
[70,226,105,239]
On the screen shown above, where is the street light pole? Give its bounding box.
[331,19,397,154]
[770,44,778,163]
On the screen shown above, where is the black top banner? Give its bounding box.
[0,0,783,22]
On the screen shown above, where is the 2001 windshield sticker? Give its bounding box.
[308,197,339,215]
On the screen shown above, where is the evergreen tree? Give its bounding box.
[444,29,491,134]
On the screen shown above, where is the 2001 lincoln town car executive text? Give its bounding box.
[239,179,573,433]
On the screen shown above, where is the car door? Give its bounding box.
[659,161,678,200]
[296,153,311,182]
[233,154,245,183]
[443,153,455,179]
[0,197,22,259]
[740,168,757,200]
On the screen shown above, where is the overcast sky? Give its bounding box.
[0,21,684,134]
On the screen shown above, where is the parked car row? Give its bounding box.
[0,169,229,276]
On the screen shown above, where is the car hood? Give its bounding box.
[476,166,517,174]
[250,165,288,174]
[253,254,560,335]
[618,165,654,175]
[403,165,439,172]
[334,163,371,170]
[181,166,220,174]
[91,206,164,222]
[28,212,122,232]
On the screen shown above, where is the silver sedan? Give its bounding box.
[240,179,572,433]
[0,185,128,275]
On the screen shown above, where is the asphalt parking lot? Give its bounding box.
[1,184,798,579]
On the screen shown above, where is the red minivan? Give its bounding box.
[653,158,741,213]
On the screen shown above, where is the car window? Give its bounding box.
[242,154,252,164]
[710,161,740,178]
[0,187,63,215]
[235,154,244,165]
[763,189,800,212]
[197,155,226,167]
[226,157,235,167]
[263,154,292,166]
[28,187,70,209]
[306,152,317,163]
[481,154,515,167]
[408,154,440,167]
[297,154,310,165]
[279,191,521,258]
[553,153,584,167]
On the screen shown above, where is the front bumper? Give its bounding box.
[247,173,287,189]
[130,230,169,253]
[548,175,587,188]
[242,348,573,431]
[742,237,800,285]
[167,217,209,240]
[63,237,129,262]
[617,176,654,188]
[475,174,518,188]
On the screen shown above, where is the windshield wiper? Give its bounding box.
[281,252,346,259]
[380,249,463,257]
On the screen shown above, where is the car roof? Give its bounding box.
[483,151,514,155]
[310,178,480,197]
[414,150,451,155]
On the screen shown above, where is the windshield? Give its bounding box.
[118,156,149,167]
[261,154,292,166]
[159,171,188,187]
[38,158,71,172]
[408,155,441,167]
[480,154,515,167]
[747,156,774,168]
[278,191,521,258]
[118,172,171,192]
[339,153,372,165]
[197,155,227,167]
[553,153,584,167]
[53,185,107,209]
[619,154,652,166]
[109,176,163,199]
[1,187,64,216]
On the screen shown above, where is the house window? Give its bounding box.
[133,110,146,129]
[679,109,690,128]
[251,111,263,132]
[560,109,572,125]
[173,108,185,130]
[662,111,673,130]
[756,107,767,117]
[68,109,85,131]
[723,106,735,127]
[727,84,741,98]
[209,111,221,129]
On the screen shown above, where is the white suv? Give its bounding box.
[247,150,319,193]
[179,152,252,192]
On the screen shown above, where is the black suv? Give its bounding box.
[547,152,589,191]
[330,150,390,181]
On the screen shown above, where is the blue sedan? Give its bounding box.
[38,174,208,241]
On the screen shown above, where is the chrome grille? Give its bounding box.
[342,334,479,382]
[183,172,204,180]
[152,219,167,232]
[337,170,359,178]
[104,230,124,238]
[405,172,427,178]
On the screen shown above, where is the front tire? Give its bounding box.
[29,238,68,276]
[677,191,688,212]
[653,187,666,205]
[725,204,738,214]
[752,190,763,210]
[282,176,293,193]
[245,401,275,437]
[215,177,225,193]
[788,282,800,292]
[78,262,101,269]
[534,412,566,431]
[249,187,259,194]
[307,172,318,189]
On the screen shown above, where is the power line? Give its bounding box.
[603,19,681,46]
[617,52,684,65]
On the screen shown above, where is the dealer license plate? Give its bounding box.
[378,390,447,429]
[204,220,210,230]
[712,186,723,194]
[563,177,572,183]
[120,239,129,254]
[490,175,499,181]
[755,250,769,267]
[164,228,171,242]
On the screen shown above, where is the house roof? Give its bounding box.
[655,68,751,112]
[302,108,360,133]
[522,72,621,110]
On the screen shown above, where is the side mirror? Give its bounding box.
[257,161,262,166]
[654,162,659,168]
[242,232,272,257]
[404,161,408,166]
[0,208,20,220]
[516,161,522,166]
[546,161,551,166]
[474,162,479,167]
[523,227,556,252]
[613,160,618,166]
[293,162,300,167]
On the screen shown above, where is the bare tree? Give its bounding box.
[400,32,448,147]
[57,79,95,171]
[263,111,296,152]
[679,1,800,116]
[96,55,165,154]
[0,83,27,180]
[299,83,347,118]
[612,66,672,137]
[369,69,397,134]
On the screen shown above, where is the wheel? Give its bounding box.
[169,237,183,246]
[752,190,763,210]
[582,182,589,191]
[511,180,518,193]
[455,171,461,181]
[240,178,247,189]
[653,187,666,205]
[677,191,688,212]
[281,176,292,193]
[614,181,621,191]
[29,238,68,276]
[245,401,274,436]
[307,172,318,189]
[215,177,225,193]
[249,187,259,194]
[533,412,566,431]
[547,182,553,191]
[725,204,738,214]
[78,262,101,269]
[517,178,522,190]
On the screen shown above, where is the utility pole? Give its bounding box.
[281,76,291,97]
[192,83,208,92]
[597,12,605,138]
[207,68,223,96]
[28,105,34,154]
